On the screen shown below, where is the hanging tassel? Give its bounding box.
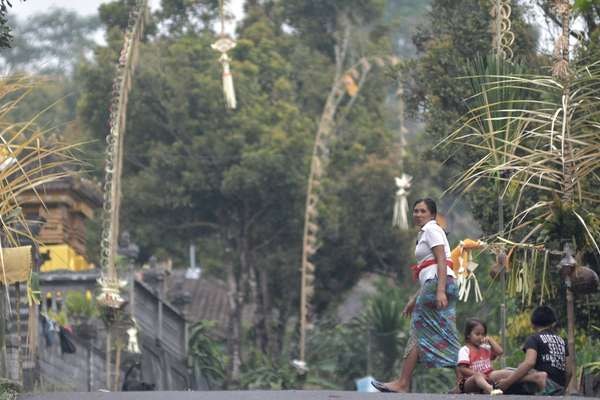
[220,53,237,109]
[212,36,237,110]
[393,174,412,229]
[126,326,140,353]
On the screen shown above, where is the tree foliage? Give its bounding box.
[72,0,423,384]
[0,0,21,49]
[398,0,540,234]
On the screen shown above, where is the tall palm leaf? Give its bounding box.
[0,75,79,246]
[444,60,600,246]
[362,283,408,378]
[188,320,226,389]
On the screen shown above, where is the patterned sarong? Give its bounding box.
[411,276,460,368]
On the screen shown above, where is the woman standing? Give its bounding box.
[372,198,460,392]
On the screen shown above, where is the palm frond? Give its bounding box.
[0,75,80,245]
[445,58,600,242]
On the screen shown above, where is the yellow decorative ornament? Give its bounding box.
[450,239,486,302]
[342,73,358,97]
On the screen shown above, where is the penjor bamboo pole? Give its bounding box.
[491,0,512,369]
[554,1,577,391]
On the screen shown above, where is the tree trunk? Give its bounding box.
[224,232,241,386]
[253,264,272,355]
[274,301,290,357]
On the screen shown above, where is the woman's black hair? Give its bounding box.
[413,198,437,217]
[531,305,557,328]
[464,318,487,341]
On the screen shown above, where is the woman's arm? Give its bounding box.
[432,245,448,308]
[402,289,420,317]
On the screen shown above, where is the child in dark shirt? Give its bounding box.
[497,305,571,395]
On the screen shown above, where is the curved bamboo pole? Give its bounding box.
[298,49,399,364]
[97,1,147,390]
[98,0,148,310]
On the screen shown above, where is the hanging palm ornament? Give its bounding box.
[211,0,237,109]
[450,239,486,302]
[392,174,412,230]
[98,0,147,309]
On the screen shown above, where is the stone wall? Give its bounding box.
[4,270,191,392]
[36,331,108,391]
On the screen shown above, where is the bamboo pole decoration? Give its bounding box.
[113,340,122,391]
[552,0,577,205]
[491,0,515,61]
[552,1,577,392]
[297,54,398,367]
[298,59,367,367]
[552,0,571,81]
[392,80,412,230]
[212,0,237,109]
[98,0,147,309]
[490,0,514,368]
[106,330,111,389]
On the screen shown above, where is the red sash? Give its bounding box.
[410,259,454,282]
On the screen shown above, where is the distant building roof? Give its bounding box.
[167,269,230,338]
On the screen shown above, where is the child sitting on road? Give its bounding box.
[457,318,504,395]
[496,305,570,396]
[457,318,547,395]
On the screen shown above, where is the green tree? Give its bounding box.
[74,0,437,388]
[76,1,318,382]
[0,0,23,49]
[281,0,387,59]
[399,0,539,234]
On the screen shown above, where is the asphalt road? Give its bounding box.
[18,391,598,400]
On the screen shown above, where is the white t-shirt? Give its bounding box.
[414,219,454,285]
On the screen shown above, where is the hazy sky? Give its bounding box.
[14,0,158,19]
[10,0,571,53]
[13,0,244,29]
